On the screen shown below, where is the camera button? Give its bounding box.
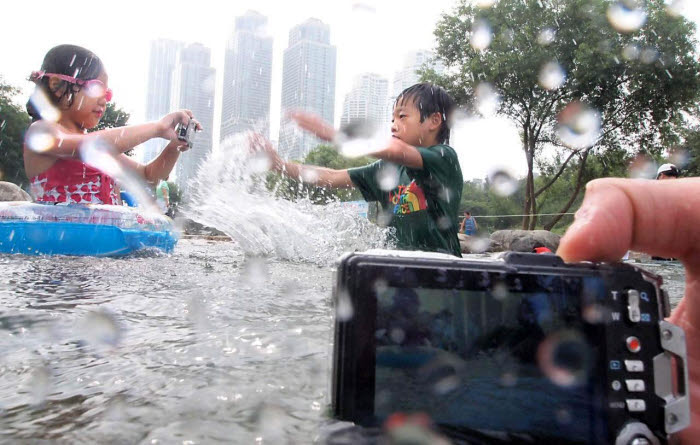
[625,360,644,372]
[627,289,641,323]
[626,399,647,412]
[612,380,622,391]
[626,336,642,353]
[625,379,646,392]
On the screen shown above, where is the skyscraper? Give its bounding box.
[171,43,216,193]
[220,11,273,141]
[392,50,445,98]
[142,39,184,163]
[340,73,389,128]
[278,18,337,161]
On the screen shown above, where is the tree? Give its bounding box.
[267,144,373,203]
[429,0,700,230]
[0,78,32,186]
[681,126,700,177]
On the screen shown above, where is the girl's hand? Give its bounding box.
[287,111,336,142]
[248,133,283,172]
[158,109,198,142]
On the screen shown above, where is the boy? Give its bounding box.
[253,83,463,257]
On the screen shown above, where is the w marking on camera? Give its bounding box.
[611,312,621,321]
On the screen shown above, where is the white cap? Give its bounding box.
[656,163,679,178]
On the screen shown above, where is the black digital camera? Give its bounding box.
[331,250,689,444]
[176,120,197,148]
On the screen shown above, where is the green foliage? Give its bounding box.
[681,126,700,177]
[0,78,31,186]
[429,0,700,229]
[268,144,374,203]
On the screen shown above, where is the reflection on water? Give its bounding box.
[0,247,686,443]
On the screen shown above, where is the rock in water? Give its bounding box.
[489,230,561,253]
[0,182,31,202]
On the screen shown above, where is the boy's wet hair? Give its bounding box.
[26,44,104,121]
[395,83,456,144]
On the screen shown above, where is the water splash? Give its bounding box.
[538,61,566,90]
[184,134,390,264]
[607,0,647,33]
[556,101,601,150]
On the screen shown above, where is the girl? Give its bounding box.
[24,44,199,205]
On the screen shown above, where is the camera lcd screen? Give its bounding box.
[372,274,607,442]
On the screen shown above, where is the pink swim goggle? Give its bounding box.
[31,71,112,102]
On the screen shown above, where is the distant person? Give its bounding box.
[24,44,200,205]
[156,178,170,213]
[556,177,700,444]
[250,83,463,257]
[459,211,478,236]
[656,163,680,180]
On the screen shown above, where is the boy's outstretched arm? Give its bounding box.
[249,133,354,189]
[289,111,424,169]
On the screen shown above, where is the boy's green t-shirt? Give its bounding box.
[347,144,463,257]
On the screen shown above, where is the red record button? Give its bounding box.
[626,336,642,353]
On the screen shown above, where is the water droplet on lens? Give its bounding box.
[336,289,354,321]
[556,407,573,424]
[537,330,592,387]
[640,47,659,64]
[28,364,52,404]
[607,0,647,33]
[437,216,452,231]
[26,127,56,153]
[475,82,500,116]
[474,0,496,8]
[29,89,61,122]
[249,152,272,174]
[500,371,518,387]
[465,237,491,254]
[242,256,268,287]
[669,148,689,168]
[556,101,601,149]
[377,164,400,191]
[628,154,657,179]
[79,309,122,348]
[537,28,556,46]
[488,169,518,196]
[622,43,641,61]
[470,20,493,51]
[665,0,686,17]
[539,61,566,90]
[390,328,405,344]
[491,282,508,300]
[300,167,319,183]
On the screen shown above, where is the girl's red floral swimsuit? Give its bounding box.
[30,159,118,205]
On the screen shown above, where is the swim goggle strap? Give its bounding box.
[30,71,112,102]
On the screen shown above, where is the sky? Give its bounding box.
[1,0,699,181]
